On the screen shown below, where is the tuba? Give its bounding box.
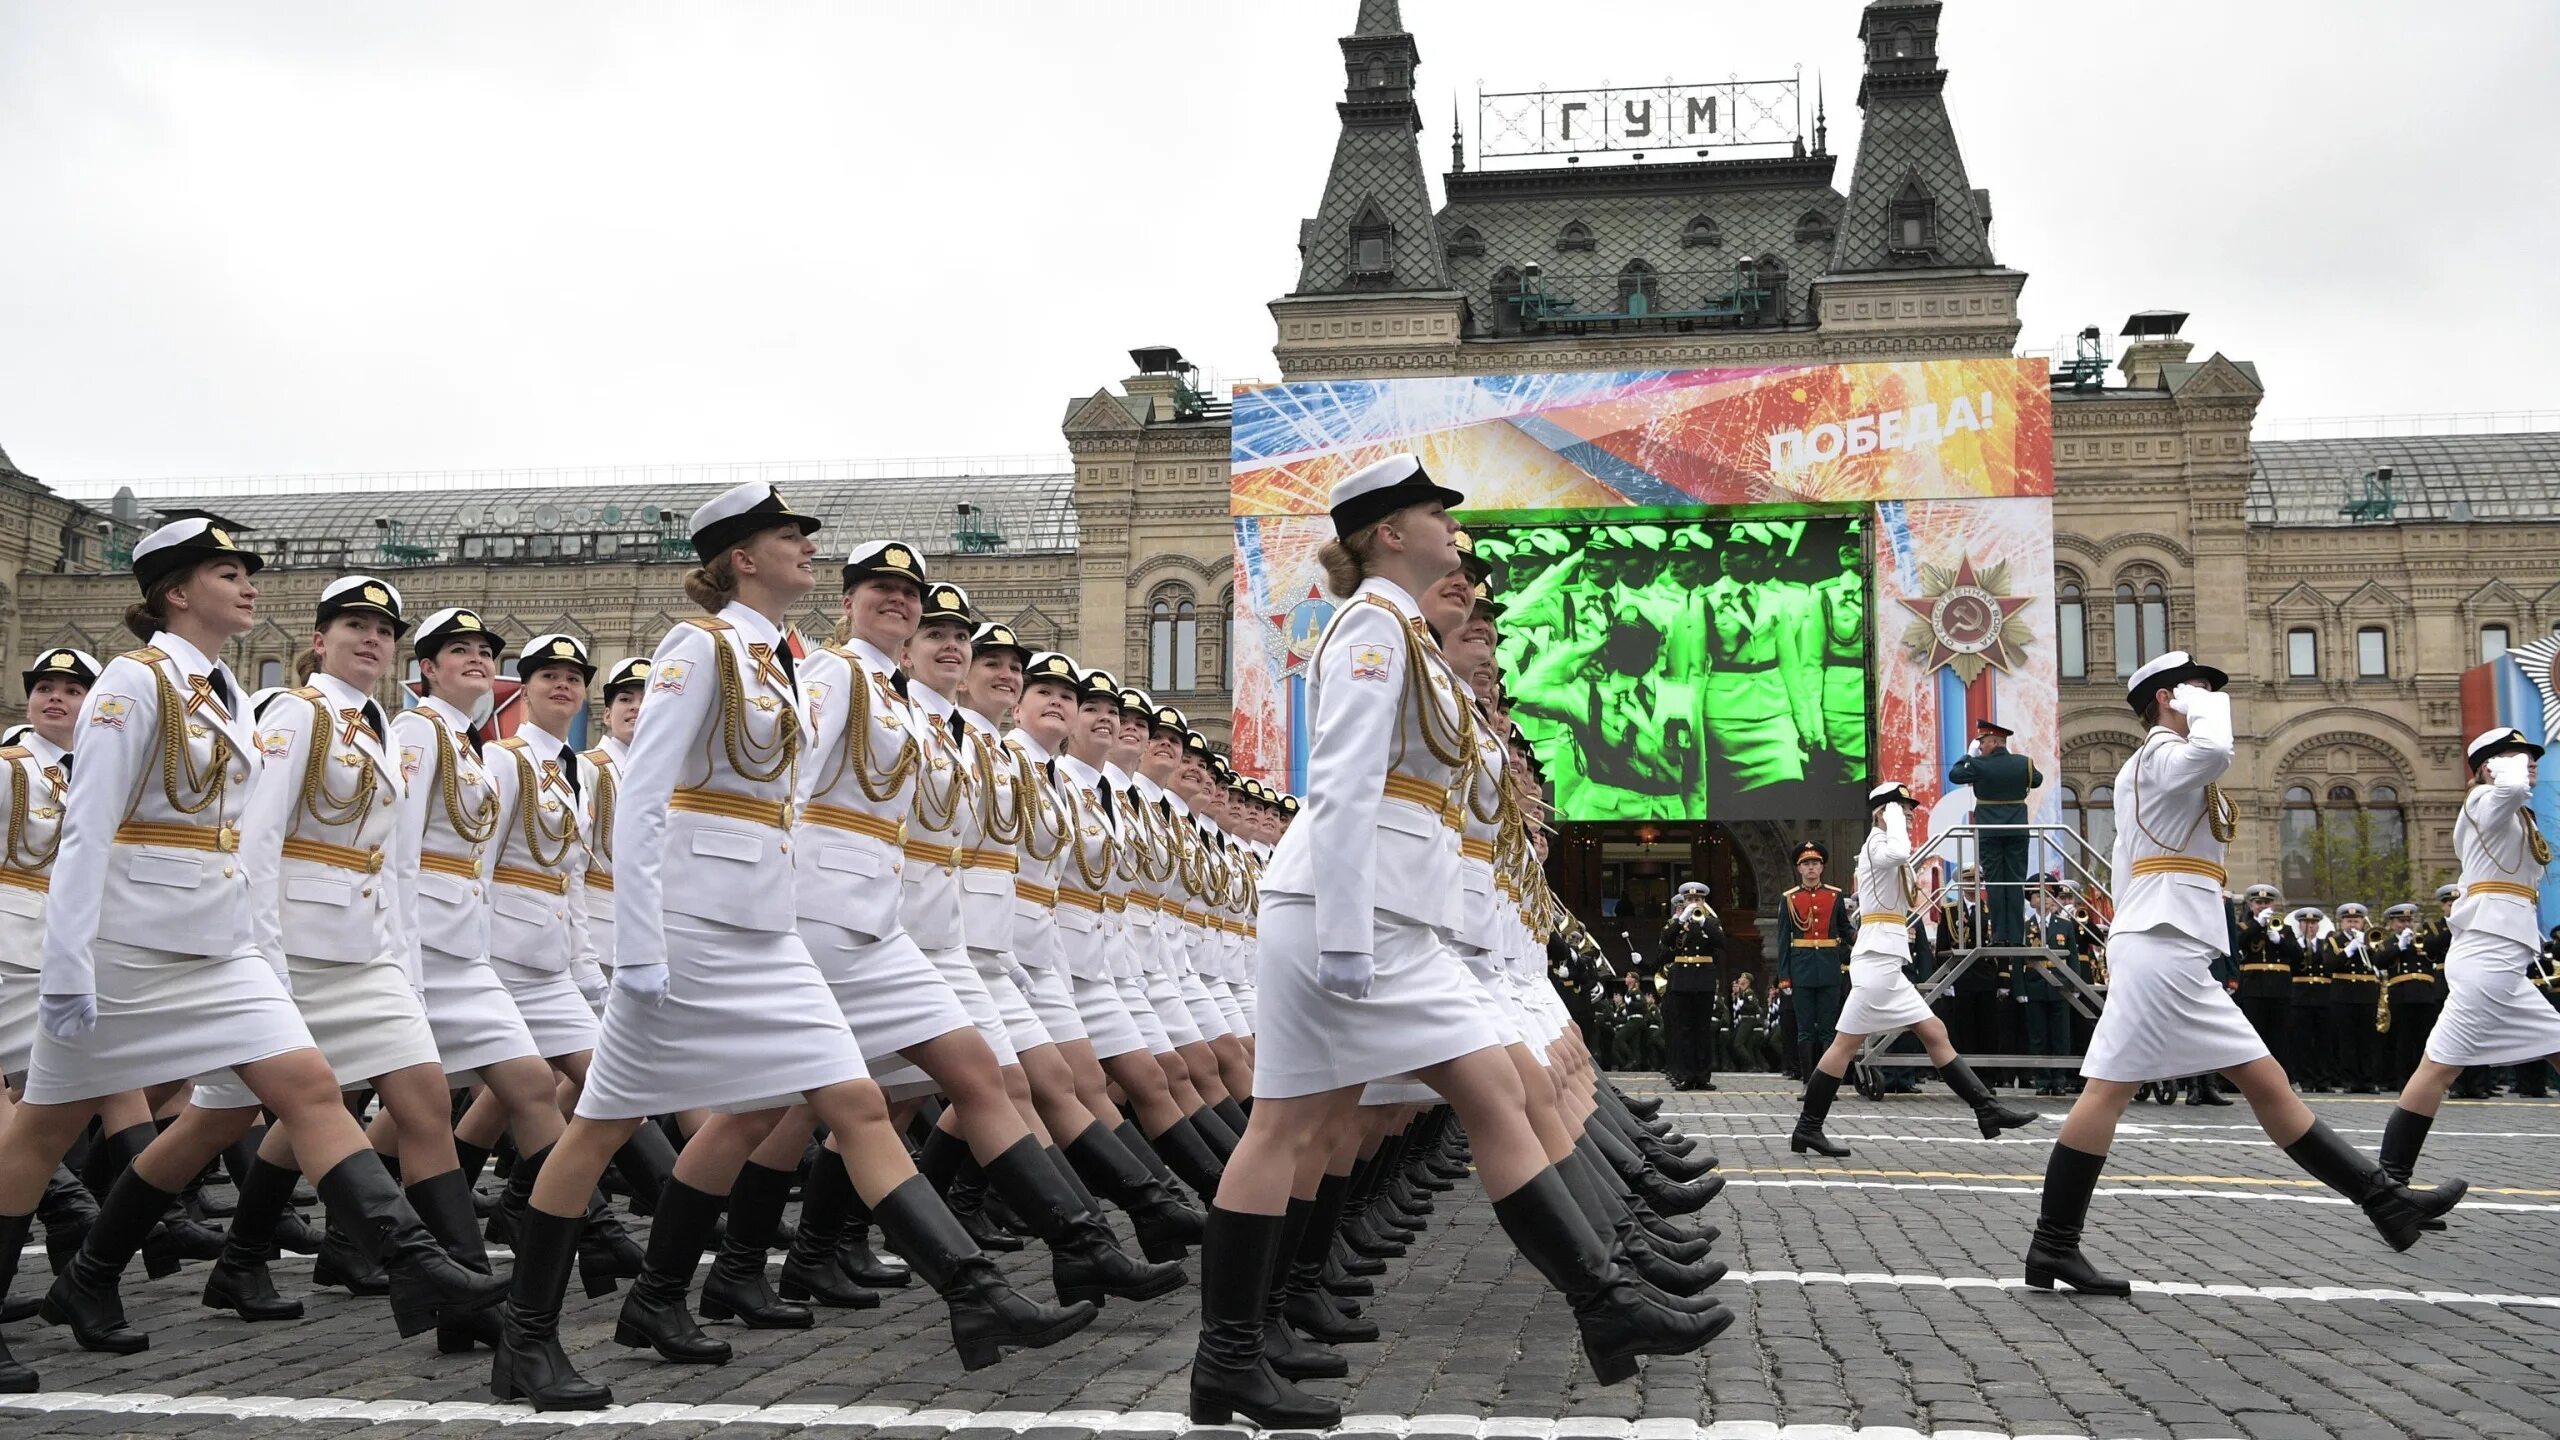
[2371,929,2392,1033]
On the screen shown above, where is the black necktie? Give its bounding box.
[558,742,581,799]
[776,643,798,690]
[55,753,73,783]
[207,670,235,716]
[1097,782,1116,820]
[359,703,386,745]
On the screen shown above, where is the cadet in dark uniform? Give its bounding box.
[1947,720,2043,947]
[1611,973,1662,1075]
[2329,903,2385,1093]
[2279,909,2333,1091]
[2233,884,2291,1067]
[2380,903,2440,1088]
[1778,843,1851,1079]
[1547,932,1600,1057]
[2023,885,2079,1096]
[1656,883,1723,1091]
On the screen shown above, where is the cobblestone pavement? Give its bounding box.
[7,1077,2560,1439]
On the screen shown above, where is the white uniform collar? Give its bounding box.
[1101,762,1133,790]
[18,730,68,767]
[1353,575,1422,619]
[1057,752,1102,789]
[1131,772,1166,803]
[1006,727,1057,763]
[515,719,570,759]
[599,734,630,766]
[419,691,479,734]
[717,600,785,651]
[957,705,1001,738]
[907,683,956,720]
[308,670,376,717]
[1164,788,1192,819]
[847,635,903,679]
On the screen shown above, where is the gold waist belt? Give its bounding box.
[492,864,567,896]
[802,803,904,846]
[280,836,386,874]
[2130,856,2228,884]
[115,820,237,853]
[671,789,792,829]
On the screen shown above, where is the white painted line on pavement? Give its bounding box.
[1720,1177,2560,1212]
[0,1392,2104,1438]
[1731,1268,2560,1311]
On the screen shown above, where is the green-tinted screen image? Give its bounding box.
[1474,512,1868,823]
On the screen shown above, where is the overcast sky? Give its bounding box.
[4,1,2554,485]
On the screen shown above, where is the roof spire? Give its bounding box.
[1289,1,1447,295]
[1451,94,1465,172]
[1353,0,1404,37]
[1814,74,1828,155]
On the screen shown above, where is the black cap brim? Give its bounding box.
[694,511,821,563]
[135,541,266,591]
[1331,470,1467,536]
[2125,661,2228,712]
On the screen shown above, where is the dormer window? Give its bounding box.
[1349,199,1394,279]
[1794,208,1836,245]
[1556,220,1595,253]
[1366,57,1387,88]
[1889,169,1937,255]
[1681,214,1721,248]
[1444,225,1485,259]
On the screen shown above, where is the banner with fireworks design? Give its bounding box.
[1232,359,2056,845]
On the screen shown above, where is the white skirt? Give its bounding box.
[195,952,441,1109]
[1022,961,1088,1046]
[1073,971,1148,1059]
[420,944,541,1084]
[2080,927,2269,1083]
[576,916,868,1119]
[1143,964,1207,1048]
[2426,935,2560,1066]
[1204,974,1249,1038]
[494,957,601,1060]
[798,918,976,1064]
[23,938,315,1106]
[921,942,1017,1067]
[1253,894,1505,1099]
[1837,954,1937,1037]
[1178,968,1234,1042]
[0,914,39,1082]
[1114,972,1177,1056]
[970,947,1054,1055]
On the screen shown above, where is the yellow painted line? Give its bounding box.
[1723,1165,2560,1197]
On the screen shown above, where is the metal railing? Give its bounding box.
[1852,822,2114,1083]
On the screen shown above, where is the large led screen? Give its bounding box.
[1471,511,1868,823]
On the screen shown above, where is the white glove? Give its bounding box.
[1317,950,1374,1000]
[2487,753,2529,787]
[612,962,670,1006]
[1966,740,1982,758]
[1006,957,1035,995]
[1883,802,1911,847]
[40,993,97,1040]
[2167,687,2195,717]
[575,966,608,1006]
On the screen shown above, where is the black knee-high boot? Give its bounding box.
[869,1174,1096,1369]
[0,1212,38,1391]
[920,1126,1023,1252]
[1938,1057,2039,1138]
[982,1136,1187,1307]
[1211,1096,1250,1140]
[2021,1141,2130,1296]
[1588,1112,1723,1211]
[41,1157,178,1352]
[489,1208,612,1410]
[35,1163,99,1277]
[1558,1146,1727,1299]
[1187,1106,1241,1159]
[836,1190,911,1287]
[1490,1167,1733,1385]
[484,1142,549,1248]
[201,1154,306,1322]
[1149,1115,1226,1204]
[1282,1172,1378,1345]
[2379,1107,2447,1233]
[1789,1069,1853,1157]
[613,1122,679,1217]
[408,1169,503,1354]
[1064,1122,1204,1264]
[779,1150,881,1308]
[701,1161,813,1328]
[1188,1205,1341,1429]
[1260,1193,1345,1379]
[315,1152,510,1338]
[614,1178,734,1363]
[2283,1119,2464,1251]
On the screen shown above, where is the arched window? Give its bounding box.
[2286,627,2318,678]
[2368,783,2406,859]
[1751,252,1789,324]
[2356,626,2388,678]
[1793,208,1836,245]
[1556,220,1595,253]
[1489,266,1525,337]
[2057,574,2087,680]
[2114,573,2168,675]
[1149,589,1198,693]
[1681,214,1721,249]
[2481,624,2511,663]
[1443,226,1484,259]
[2280,785,2319,895]
[1616,259,1658,316]
[257,658,282,690]
[1890,169,1937,253]
[1221,585,1236,692]
[1349,199,1392,277]
[2082,783,2115,863]
[1365,57,1387,89]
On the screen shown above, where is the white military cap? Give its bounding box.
[412,607,504,661]
[22,646,103,690]
[516,632,596,682]
[689,480,819,560]
[132,516,263,590]
[2466,726,2544,767]
[2124,650,2228,713]
[1328,452,1464,536]
[841,540,928,591]
[1868,779,1917,809]
[316,574,407,635]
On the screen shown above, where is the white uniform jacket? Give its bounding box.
[242,675,406,979]
[0,732,72,952]
[1260,576,1467,952]
[483,720,597,976]
[1053,754,1122,982]
[1123,773,1176,956]
[955,708,1024,956]
[580,736,626,966]
[42,632,262,995]
[388,694,499,967]
[1002,729,1072,975]
[1850,811,1915,963]
[795,638,916,940]
[2106,689,2237,947]
[612,603,808,972]
[896,684,972,952]
[2449,765,2546,953]
[1450,687,1508,957]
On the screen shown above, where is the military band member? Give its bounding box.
[1656,883,1724,1091]
[491,484,1091,1411]
[2234,883,2292,1066]
[1778,843,1851,1078]
[2328,902,2385,1093]
[1948,719,2043,947]
[0,520,502,1389]
[2022,884,2080,1096]
[2280,908,2332,1091]
[2379,902,2442,1088]
[2020,653,2463,1299]
[2380,729,2560,1196]
[1788,782,2035,1158]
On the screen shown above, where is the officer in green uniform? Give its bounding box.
[1656,882,1725,1090]
[2379,902,2441,1089]
[1947,719,2043,947]
[1779,840,1855,1079]
[2022,881,2079,1096]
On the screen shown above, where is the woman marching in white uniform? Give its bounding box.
[579,657,649,987]
[190,576,494,1341]
[1187,455,1725,1429]
[2378,727,2557,1193]
[492,486,1093,1411]
[2019,652,2468,1296]
[1787,780,2038,1157]
[0,521,504,1389]
[0,648,115,1309]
